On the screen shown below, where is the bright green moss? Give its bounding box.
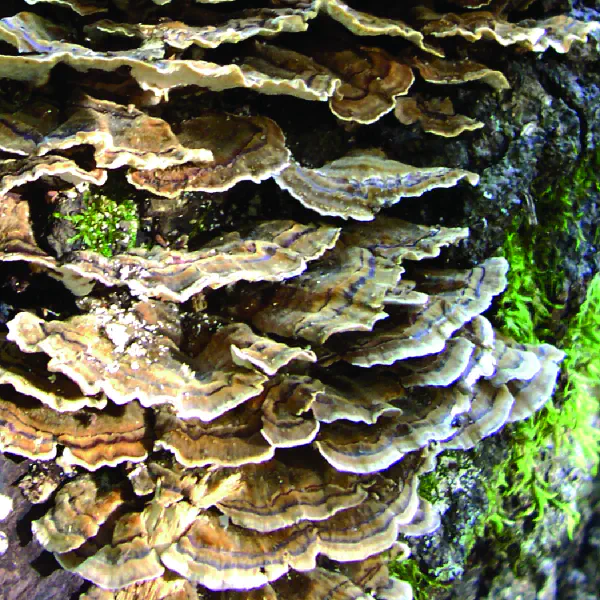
[389,559,450,600]
[54,191,139,258]
[488,150,600,543]
[476,286,599,588]
[558,274,600,474]
[489,271,600,534]
[496,230,554,344]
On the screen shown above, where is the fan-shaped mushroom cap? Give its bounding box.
[230,330,316,377]
[341,218,469,263]
[58,532,165,591]
[441,381,514,451]
[0,394,150,469]
[315,385,471,473]
[61,221,339,302]
[344,257,508,367]
[0,155,106,195]
[260,370,403,450]
[154,398,275,467]
[0,333,106,411]
[490,337,541,387]
[7,307,278,420]
[310,370,402,425]
[260,375,321,448]
[0,12,338,98]
[160,459,422,590]
[400,337,478,387]
[400,315,495,388]
[239,41,341,102]
[394,96,484,137]
[85,4,319,51]
[321,0,443,56]
[216,456,369,532]
[274,152,478,220]
[315,46,415,124]
[506,343,564,422]
[57,498,204,589]
[32,475,125,554]
[37,94,213,170]
[251,247,402,344]
[127,113,290,197]
[408,55,510,90]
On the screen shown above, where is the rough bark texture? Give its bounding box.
[0,455,83,599]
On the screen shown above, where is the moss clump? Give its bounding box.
[488,272,600,541]
[54,192,139,258]
[390,559,450,600]
[497,150,600,343]
[489,150,600,543]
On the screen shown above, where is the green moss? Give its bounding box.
[54,191,139,257]
[489,272,600,535]
[389,559,450,600]
[487,150,600,546]
[416,470,442,505]
[495,230,555,344]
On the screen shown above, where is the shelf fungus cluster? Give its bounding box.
[0,0,590,599]
[0,204,565,599]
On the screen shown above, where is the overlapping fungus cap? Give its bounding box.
[11,216,562,590]
[0,331,106,412]
[2,209,559,596]
[394,96,484,137]
[0,167,564,591]
[85,1,323,51]
[6,300,317,420]
[341,257,509,367]
[0,0,583,597]
[320,0,444,56]
[274,150,479,220]
[0,156,107,196]
[30,451,429,592]
[126,112,290,197]
[416,6,600,52]
[0,393,150,468]
[36,94,214,170]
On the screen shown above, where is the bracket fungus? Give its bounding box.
[0,0,589,598]
[127,113,290,197]
[274,152,479,220]
[394,96,485,137]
